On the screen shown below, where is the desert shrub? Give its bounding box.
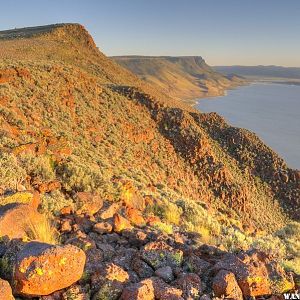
[153,221,173,235]
[283,258,300,275]
[19,153,56,182]
[275,221,300,274]
[251,235,286,258]
[160,200,182,225]
[56,156,104,192]
[176,199,221,237]
[0,153,26,191]
[40,190,74,215]
[218,227,253,252]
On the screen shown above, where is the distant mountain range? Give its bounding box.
[215,65,300,79]
[112,56,245,101]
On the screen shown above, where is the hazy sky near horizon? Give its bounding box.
[1,0,300,66]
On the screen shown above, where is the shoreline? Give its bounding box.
[191,80,251,107]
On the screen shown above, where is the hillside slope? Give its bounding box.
[0,24,299,297]
[113,55,245,101]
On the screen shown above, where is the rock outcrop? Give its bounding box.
[0,279,14,300]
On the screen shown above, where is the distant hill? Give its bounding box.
[215,65,300,79]
[112,56,245,101]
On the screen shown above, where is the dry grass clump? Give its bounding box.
[25,213,59,245]
[161,200,182,226]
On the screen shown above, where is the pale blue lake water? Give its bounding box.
[196,83,300,169]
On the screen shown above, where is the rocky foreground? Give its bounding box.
[0,192,298,299]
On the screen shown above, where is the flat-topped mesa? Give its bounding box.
[0,23,70,40]
[112,55,245,101]
[0,23,97,49]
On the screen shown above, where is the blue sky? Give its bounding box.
[1,0,300,66]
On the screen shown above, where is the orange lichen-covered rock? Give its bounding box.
[0,203,44,239]
[13,242,86,296]
[12,142,38,156]
[125,207,146,227]
[120,181,145,210]
[100,203,120,219]
[37,180,61,193]
[212,270,243,300]
[121,279,155,300]
[0,68,30,83]
[0,279,14,300]
[174,273,202,299]
[104,263,129,283]
[146,215,161,226]
[113,213,133,233]
[152,277,183,300]
[75,192,103,215]
[213,250,294,297]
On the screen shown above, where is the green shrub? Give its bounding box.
[56,156,104,192]
[40,190,74,215]
[19,153,56,182]
[0,153,26,191]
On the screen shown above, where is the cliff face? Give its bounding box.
[112,55,245,101]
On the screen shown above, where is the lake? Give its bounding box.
[196,83,300,170]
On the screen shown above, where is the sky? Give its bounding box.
[0,0,300,66]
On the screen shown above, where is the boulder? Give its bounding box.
[121,279,155,300]
[90,262,129,298]
[113,213,133,233]
[155,266,174,283]
[100,203,120,219]
[141,241,183,270]
[37,181,61,193]
[60,218,72,233]
[151,277,183,299]
[0,203,44,239]
[12,241,86,296]
[103,263,129,283]
[76,192,103,215]
[212,270,243,300]
[213,250,294,297]
[63,284,90,300]
[125,207,146,227]
[120,181,145,210]
[93,221,113,234]
[174,273,202,299]
[0,279,14,300]
[93,281,123,300]
[131,258,154,279]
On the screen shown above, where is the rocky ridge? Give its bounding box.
[0,23,299,298]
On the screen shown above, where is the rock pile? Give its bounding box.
[0,196,296,299]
